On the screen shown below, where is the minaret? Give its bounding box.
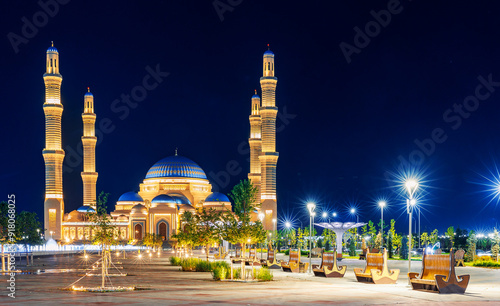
[248,90,262,206]
[81,88,98,209]
[43,42,64,240]
[258,45,278,230]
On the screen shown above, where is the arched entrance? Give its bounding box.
[134,224,142,240]
[157,221,169,240]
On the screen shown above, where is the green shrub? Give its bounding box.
[195,260,213,272]
[170,256,181,266]
[255,267,273,281]
[180,258,199,271]
[212,265,230,280]
[233,266,241,279]
[284,250,309,256]
[473,257,500,267]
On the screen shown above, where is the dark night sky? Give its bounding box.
[2,0,500,234]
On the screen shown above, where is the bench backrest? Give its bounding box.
[371,248,380,254]
[455,249,465,260]
[249,248,256,258]
[268,249,275,261]
[289,250,300,263]
[364,253,383,273]
[421,254,450,280]
[321,252,334,269]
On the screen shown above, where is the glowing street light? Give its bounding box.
[350,208,358,223]
[50,231,54,239]
[332,212,337,218]
[405,178,419,283]
[307,202,316,274]
[378,201,386,247]
[285,221,291,229]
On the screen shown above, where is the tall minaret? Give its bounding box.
[43,42,65,240]
[258,46,278,230]
[248,90,262,206]
[81,88,98,209]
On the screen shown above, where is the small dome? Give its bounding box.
[47,42,58,53]
[264,50,274,56]
[145,155,207,179]
[68,210,83,221]
[77,206,95,213]
[151,194,176,204]
[169,193,192,205]
[118,191,144,202]
[252,94,260,99]
[84,92,93,97]
[205,192,230,203]
[116,215,128,222]
[131,204,147,214]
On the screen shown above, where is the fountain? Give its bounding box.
[314,222,367,252]
[45,239,58,251]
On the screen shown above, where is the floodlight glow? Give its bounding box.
[285,221,291,228]
[258,212,264,222]
[307,202,316,213]
[350,208,355,214]
[410,199,416,206]
[332,212,337,217]
[322,212,327,218]
[378,201,386,208]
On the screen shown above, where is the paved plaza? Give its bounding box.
[1,252,499,305]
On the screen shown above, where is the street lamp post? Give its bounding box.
[285,222,291,250]
[405,179,418,284]
[378,201,386,247]
[307,202,316,274]
[258,213,265,260]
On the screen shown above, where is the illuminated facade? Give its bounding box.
[249,47,278,230]
[43,42,65,240]
[81,88,98,209]
[42,44,232,242]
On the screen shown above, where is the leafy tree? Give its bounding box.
[324,239,331,251]
[368,220,377,242]
[374,232,382,250]
[317,238,323,248]
[454,227,467,249]
[429,229,439,245]
[297,228,304,250]
[223,180,266,255]
[400,236,408,259]
[87,192,118,288]
[420,232,429,248]
[172,211,197,252]
[348,238,356,256]
[193,208,224,260]
[142,233,163,250]
[465,231,477,262]
[446,226,455,248]
[491,229,500,259]
[387,231,394,258]
[15,211,43,265]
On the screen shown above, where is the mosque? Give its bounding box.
[42,43,279,242]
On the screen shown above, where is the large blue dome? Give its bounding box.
[145,155,207,179]
[118,191,143,202]
[205,192,230,203]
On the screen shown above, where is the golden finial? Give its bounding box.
[254,89,257,95]
[51,41,54,47]
[175,148,178,156]
[267,43,270,50]
[87,87,90,92]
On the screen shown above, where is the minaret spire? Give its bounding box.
[258,46,278,230]
[81,89,98,209]
[43,43,65,240]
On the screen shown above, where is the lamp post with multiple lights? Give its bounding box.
[378,201,386,247]
[405,179,418,283]
[307,202,316,274]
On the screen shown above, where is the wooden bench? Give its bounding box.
[311,248,323,258]
[281,250,309,273]
[213,246,227,260]
[230,248,243,263]
[245,248,261,266]
[313,251,346,278]
[409,249,470,293]
[455,249,465,267]
[261,248,281,269]
[354,249,399,284]
[359,248,368,260]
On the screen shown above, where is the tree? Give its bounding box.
[465,231,477,262]
[374,232,382,250]
[429,229,439,246]
[400,236,408,260]
[193,208,223,261]
[420,232,429,248]
[142,233,163,250]
[223,180,266,255]
[491,229,500,259]
[15,211,43,265]
[87,192,118,288]
[387,231,394,258]
[446,226,455,248]
[348,238,356,256]
[172,211,197,252]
